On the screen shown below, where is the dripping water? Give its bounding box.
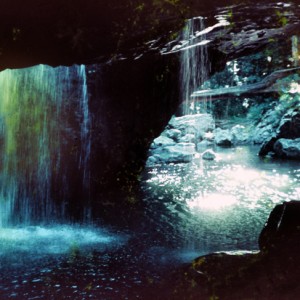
[0,64,91,226]
[180,17,210,115]
[79,65,92,221]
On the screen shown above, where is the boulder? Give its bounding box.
[214,128,233,146]
[163,201,300,299]
[277,109,300,139]
[259,110,300,157]
[202,149,216,161]
[178,133,195,143]
[148,114,215,165]
[259,201,300,252]
[146,156,158,166]
[150,136,175,149]
[273,138,300,159]
[252,108,280,144]
[253,124,276,145]
[258,137,277,156]
[196,140,214,151]
[231,125,249,145]
[164,128,182,142]
[169,114,215,141]
[150,143,196,164]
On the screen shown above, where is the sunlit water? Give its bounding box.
[141,145,300,255]
[1,145,300,299]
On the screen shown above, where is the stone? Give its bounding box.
[178,133,195,143]
[196,140,214,151]
[165,128,181,141]
[150,136,175,149]
[252,108,280,144]
[214,128,233,146]
[148,114,215,165]
[231,125,249,145]
[252,124,276,145]
[0,0,190,70]
[259,201,300,252]
[151,143,196,164]
[0,1,299,73]
[258,137,277,156]
[277,109,300,139]
[273,138,300,159]
[259,110,300,157]
[168,114,215,140]
[146,156,158,166]
[164,202,300,299]
[202,149,216,161]
[88,54,181,204]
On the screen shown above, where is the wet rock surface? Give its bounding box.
[214,128,233,147]
[273,138,300,159]
[259,110,300,157]
[147,114,214,165]
[252,107,280,145]
[259,201,300,252]
[2,151,300,299]
[161,201,300,300]
[150,143,196,164]
[201,149,217,161]
[0,1,300,72]
[1,1,300,299]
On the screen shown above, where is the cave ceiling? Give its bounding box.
[0,0,300,70]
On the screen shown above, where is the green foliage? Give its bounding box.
[273,73,300,116]
[0,68,60,177]
[204,39,298,121]
[226,8,235,29]
[278,90,300,112]
[275,10,289,27]
[247,103,270,124]
[135,3,145,12]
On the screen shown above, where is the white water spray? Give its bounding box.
[180,17,210,115]
[0,64,91,226]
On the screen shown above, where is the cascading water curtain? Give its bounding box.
[180,17,210,115]
[79,65,92,221]
[0,64,91,226]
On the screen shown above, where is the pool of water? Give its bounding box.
[1,145,300,299]
[141,145,300,253]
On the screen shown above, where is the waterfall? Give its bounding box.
[180,17,210,115]
[79,65,91,184]
[79,65,91,221]
[0,64,91,226]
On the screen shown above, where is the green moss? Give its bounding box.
[275,10,289,27]
[0,66,64,204]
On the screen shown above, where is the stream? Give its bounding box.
[1,145,300,299]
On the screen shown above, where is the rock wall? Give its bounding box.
[158,201,300,299]
[86,54,180,206]
[258,108,300,158]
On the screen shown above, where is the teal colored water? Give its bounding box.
[141,145,300,253]
[0,65,90,226]
[0,145,299,299]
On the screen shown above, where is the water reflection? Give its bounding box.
[142,145,300,253]
[1,146,300,299]
[188,194,237,210]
